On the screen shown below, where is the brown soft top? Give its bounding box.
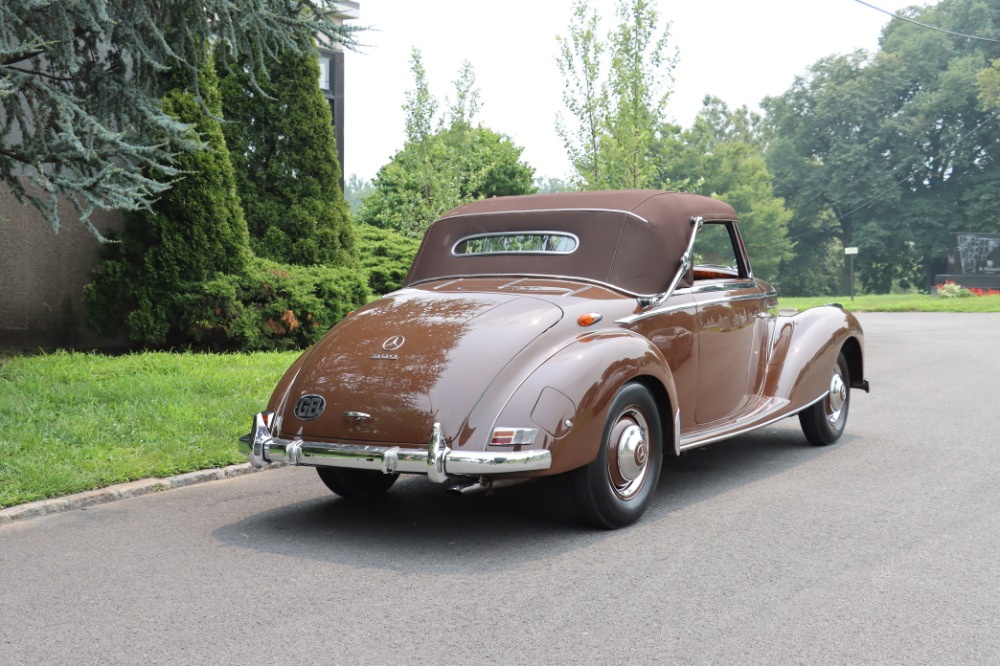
[404,190,739,295]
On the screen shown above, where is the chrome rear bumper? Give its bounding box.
[238,412,551,483]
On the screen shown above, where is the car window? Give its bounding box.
[693,222,745,279]
[452,232,579,256]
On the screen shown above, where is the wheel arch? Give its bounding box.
[484,329,679,476]
[630,374,679,458]
[840,335,866,391]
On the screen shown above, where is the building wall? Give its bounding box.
[0,184,126,350]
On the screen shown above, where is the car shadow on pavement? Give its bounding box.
[213,423,849,574]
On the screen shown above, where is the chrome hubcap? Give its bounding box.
[827,370,847,425]
[607,408,650,499]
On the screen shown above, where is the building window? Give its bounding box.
[318,55,331,91]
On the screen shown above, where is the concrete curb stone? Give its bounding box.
[0,462,282,527]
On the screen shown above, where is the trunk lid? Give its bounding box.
[276,288,563,445]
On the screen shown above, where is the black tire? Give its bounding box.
[799,351,851,446]
[572,383,663,529]
[316,468,399,499]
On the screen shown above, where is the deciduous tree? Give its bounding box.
[765,0,1000,293]
[556,0,676,189]
[659,98,792,282]
[356,50,535,237]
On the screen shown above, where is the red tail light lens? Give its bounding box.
[490,427,538,446]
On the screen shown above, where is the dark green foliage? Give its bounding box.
[1,0,356,236]
[187,257,370,351]
[217,39,353,266]
[85,56,252,347]
[354,224,421,295]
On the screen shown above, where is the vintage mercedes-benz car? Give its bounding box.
[240,190,869,528]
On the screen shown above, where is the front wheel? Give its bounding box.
[316,468,399,499]
[799,351,851,446]
[572,383,663,529]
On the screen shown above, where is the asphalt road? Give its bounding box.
[2,313,999,666]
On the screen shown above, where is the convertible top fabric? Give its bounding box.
[404,190,739,295]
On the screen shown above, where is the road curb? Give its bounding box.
[0,462,282,527]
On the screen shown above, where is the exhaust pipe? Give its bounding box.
[448,477,528,496]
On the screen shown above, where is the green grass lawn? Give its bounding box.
[2,293,999,510]
[778,293,1000,313]
[0,350,299,509]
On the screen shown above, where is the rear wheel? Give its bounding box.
[316,468,399,499]
[799,351,850,446]
[572,383,663,529]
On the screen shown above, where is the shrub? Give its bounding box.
[186,257,371,351]
[936,279,1000,298]
[354,224,421,295]
[85,54,252,348]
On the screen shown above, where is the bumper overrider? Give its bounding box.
[238,412,552,483]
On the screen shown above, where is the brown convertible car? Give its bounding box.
[241,190,869,528]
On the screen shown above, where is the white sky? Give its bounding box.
[343,0,920,182]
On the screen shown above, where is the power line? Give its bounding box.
[852,0,1000,44]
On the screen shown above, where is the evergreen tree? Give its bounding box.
[218,39,353,266]
[85,53,252,346]
[1,0,356,236]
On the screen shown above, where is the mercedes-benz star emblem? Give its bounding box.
[382,335,406,351]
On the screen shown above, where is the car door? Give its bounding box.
[690,221,769,425]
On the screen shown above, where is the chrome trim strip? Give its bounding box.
[616,285,778,325]
[241,414,552,480]
[688,291,777,309]
[616,301,697,325]
[678,391,828,452]
[686,280,758,294]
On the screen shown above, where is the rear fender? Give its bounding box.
[765,306,866,408]
[265,346,316,436]
[488,330,678,476]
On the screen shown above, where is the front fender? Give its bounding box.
[485,330,678,476]
[765,306,865,409]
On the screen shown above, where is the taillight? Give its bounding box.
[490,427,538,446]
